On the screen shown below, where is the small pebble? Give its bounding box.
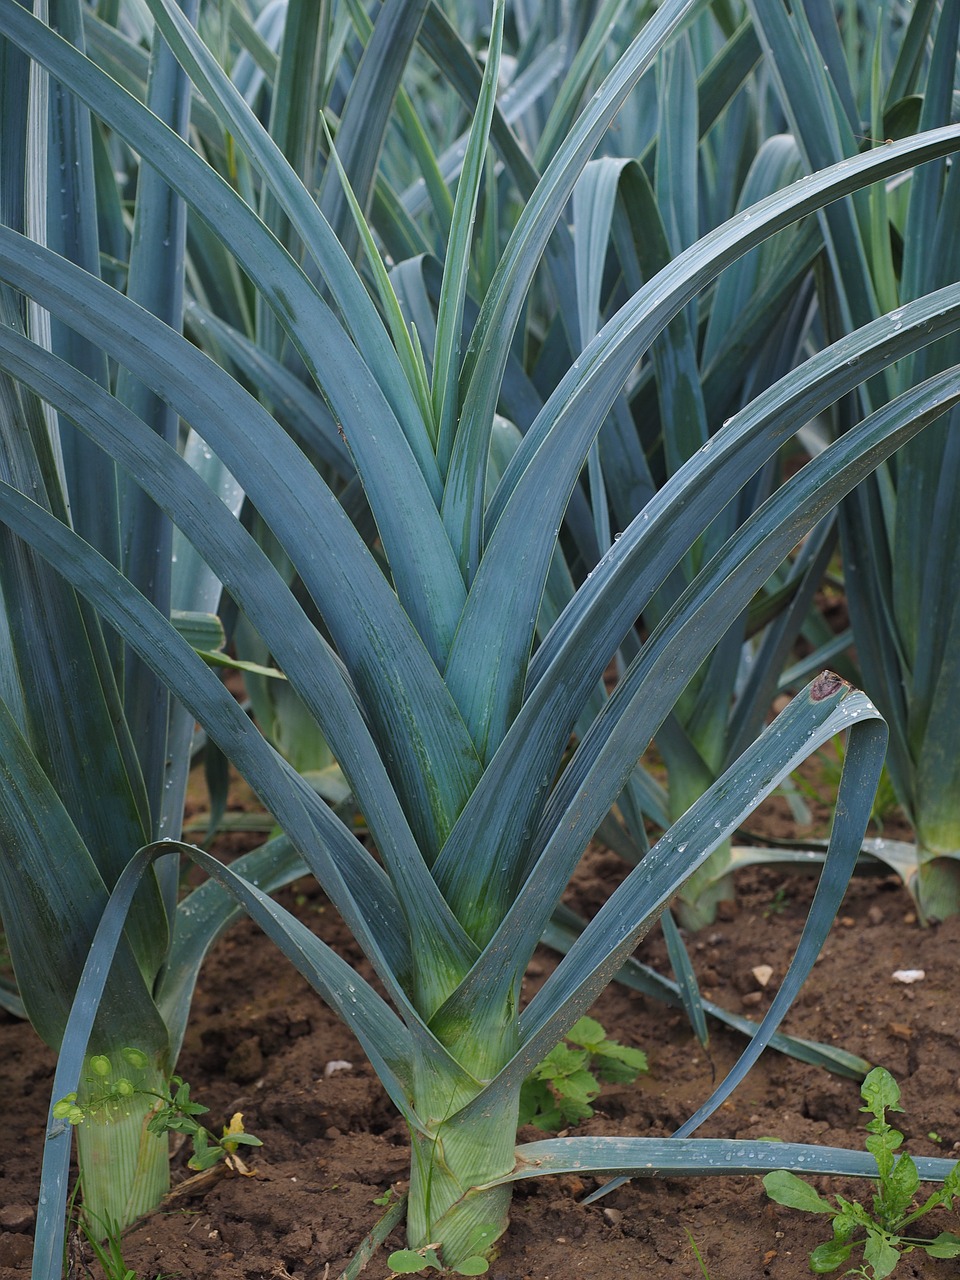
[0,1204,34,1232]
[888,1022,913,1040]
[867,905,884,926]
[892,969,925,983]
[603,1207,623,1227]
[752,964,774,988]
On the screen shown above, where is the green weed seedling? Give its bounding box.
[388,1224,497,1275]
[764,887,790,919]
[74,1212,137,1280]
[66,1185,175,1280]
[764,1067,960,1277]
[518,1017,648,1132]
[54,1048,263,1175]
[684,1227,715,1278]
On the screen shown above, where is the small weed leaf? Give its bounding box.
[832,1200,864,1240]
[187,1128,221,1171]
[222,1112,262,1152]
[683,1227,714,1279]
[926,1232,960,1258]
[566,1017,649,1079]
[862,1227,900,1279]
[565,1016,606,1047]
[808,1237,853,1273]
[452,1258,489,1275]
[860,1067,903,1118]
[762,1170,834,1214]
[764,886,789,918]
[594,1042,649,1083]
[884,1151,919,1216]
[387,1247,443,1273]
[518,1019,646,1131]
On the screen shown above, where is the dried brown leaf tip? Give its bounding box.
[810,671,847,702]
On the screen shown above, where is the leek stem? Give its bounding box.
[406,1098,517,1265]
[675,837,734,930]
[405,1037,519,1266]
[76,1062,169,1234]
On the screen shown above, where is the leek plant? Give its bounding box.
[749,0,960,920]
[0,0,307,1233]
[558,40,827,928]
[2,1,960,1274]
[379,5,855,930]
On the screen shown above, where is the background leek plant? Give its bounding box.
[548,56,828,931]
[514,0,960,931]
[0,0,309,1233]
[2,0,960,1275]
[745,0,960,922]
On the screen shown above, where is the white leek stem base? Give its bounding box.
[406,1084,519,1267]
[76,1072,170,1235]
[912,849,960,923]
[674,838,734,930]
[407,1126,519,1264]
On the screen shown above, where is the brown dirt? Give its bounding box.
[2,787,959,1280]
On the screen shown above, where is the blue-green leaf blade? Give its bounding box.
[0,698,166,1056]
[442,358,960,1008]
[444,0,700,581]
[0,320,479,1002]
[445,127,960,772]
[495,1137,958,1184]
[0,218,481,860]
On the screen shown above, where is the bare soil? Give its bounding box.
[2,785,959,1280]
